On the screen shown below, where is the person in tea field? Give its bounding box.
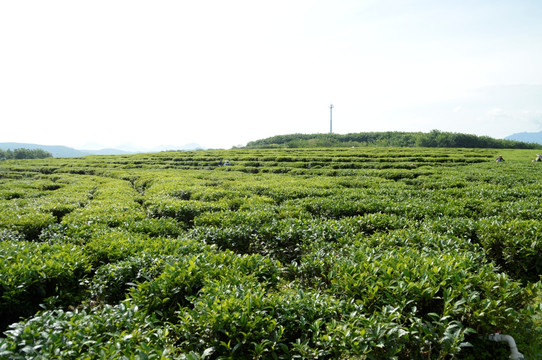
[218,159,223,166]
[496,155,504,162]
[535,154,542,162]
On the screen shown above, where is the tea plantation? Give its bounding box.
[0,147,540,359]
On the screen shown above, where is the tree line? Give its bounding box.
[0,148,53,160]
[245,130,542,149]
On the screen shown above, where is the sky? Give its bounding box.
[1,0,542,150]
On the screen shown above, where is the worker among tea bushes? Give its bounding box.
[496,155,504,162]
[535,154,542,162]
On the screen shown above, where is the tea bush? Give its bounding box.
[0,240,92,330]
[89,254,173,304]
[0,303,179,359]
[0,208,56,241]
[476,218,542,283]
[145,198,227,226]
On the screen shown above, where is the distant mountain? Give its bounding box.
[0,142,207,158]
[115,143,206,153]
[1,142,89,157]
[178,143,206,150]
[505,131,542,145]
[0,142,131,157]
[84,148,133,156]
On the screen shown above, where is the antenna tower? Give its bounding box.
[329,104,334,133]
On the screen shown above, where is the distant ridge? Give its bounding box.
[0,143,96,157]
[505,131,542,145]
[0,142,206,157]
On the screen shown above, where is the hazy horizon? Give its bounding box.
[1,1,541,150]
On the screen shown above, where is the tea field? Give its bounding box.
[0,147,541,359]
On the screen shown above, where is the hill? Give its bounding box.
[245,130,542,149]
[0,142,131,157]
[0,142,208,157]
[505,131,542,145]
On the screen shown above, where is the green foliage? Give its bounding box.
[0,147,541,359]
[0,240,92,330]
[0,303,179,359]
[89,254,171,304]
[0,208,56,241]
[145,198,226,226]
[176,279,281,359]
[129,251,280,324]
[476,218,542,283]
[0,148,52,160]
[245,130,542,149]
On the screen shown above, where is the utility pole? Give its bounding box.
[329,104,334,133]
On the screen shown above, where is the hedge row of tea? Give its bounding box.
[0,147,541,359]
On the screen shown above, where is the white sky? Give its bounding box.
[1,0,542,150]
